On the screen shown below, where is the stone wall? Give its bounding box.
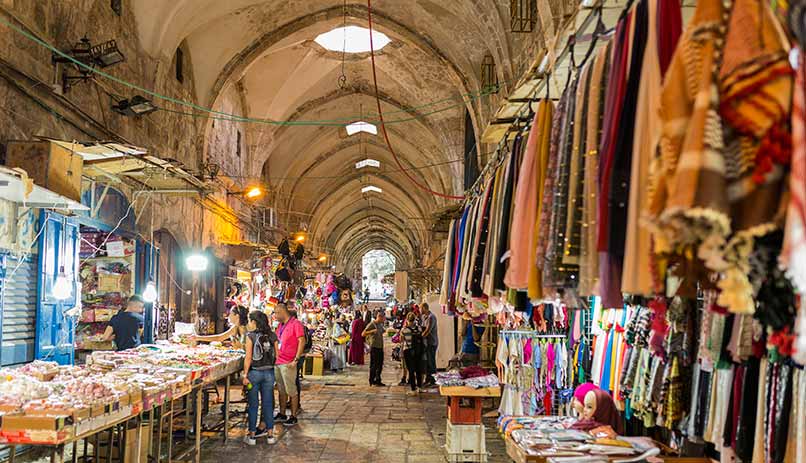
[0,0,254,262]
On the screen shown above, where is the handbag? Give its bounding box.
[391,332,401,344]
[335,334,350,345]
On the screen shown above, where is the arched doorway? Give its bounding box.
[361,250,395,301]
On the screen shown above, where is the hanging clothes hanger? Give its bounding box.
[619,0,637,21]
[577,7,609,70]
[563,36,577,91]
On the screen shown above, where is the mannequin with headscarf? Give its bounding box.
[570,387,624,435]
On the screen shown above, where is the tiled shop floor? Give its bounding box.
[201,350,508,463]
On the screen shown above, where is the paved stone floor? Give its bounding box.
[201,348,509,463]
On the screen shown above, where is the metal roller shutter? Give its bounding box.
[0,254,37,366]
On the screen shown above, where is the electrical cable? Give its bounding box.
[365,0,465,201]
[223,157,463,181]
[0,14,505,127]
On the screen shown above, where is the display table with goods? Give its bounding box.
[0,343,244,463]
[499,416,712,463]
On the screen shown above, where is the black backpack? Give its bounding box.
[303,326,313,353]
[410,326,425,352]
[250,332,276,369]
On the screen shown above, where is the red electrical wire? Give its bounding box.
[366,0,465,201]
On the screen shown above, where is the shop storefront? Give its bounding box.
[71,184,158,361]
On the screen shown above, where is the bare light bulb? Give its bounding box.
[185,253,208,272]
[143,281,158,303]
[52,268,72,300]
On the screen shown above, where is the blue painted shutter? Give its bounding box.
[0,254,37,365]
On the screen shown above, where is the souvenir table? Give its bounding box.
[500,416,714,463]
[0,343,244,463]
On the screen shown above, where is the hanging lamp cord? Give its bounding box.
[365,0,465,200]
[338,0,348,88]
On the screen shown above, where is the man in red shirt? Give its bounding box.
[274,303,305,426]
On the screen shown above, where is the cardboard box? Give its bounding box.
[4,141,83,203]
[1,415,68,431]
[90,403,107,418]
[98,274,124,293]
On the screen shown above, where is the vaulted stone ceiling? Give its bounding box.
[131,0,559,273]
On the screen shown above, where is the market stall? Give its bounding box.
[500,416,710,463]
[76,229,137,353]
[438,0,806,461]
[0,343,243,463]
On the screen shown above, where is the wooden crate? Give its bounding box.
[4,141,83,203]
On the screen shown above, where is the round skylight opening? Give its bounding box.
[314,26,391,53]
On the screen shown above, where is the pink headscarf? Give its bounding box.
[573,383,599,404]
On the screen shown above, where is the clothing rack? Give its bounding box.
[463,111,535,203]
[462,1,614,204]
[500,330,566,339]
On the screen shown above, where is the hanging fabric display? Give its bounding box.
[444,0,806,461]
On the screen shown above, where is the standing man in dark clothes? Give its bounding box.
[363,310,386,386]
[102,295,145,351]
[421,303,439,387]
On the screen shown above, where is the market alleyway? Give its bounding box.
[201,347,508,463]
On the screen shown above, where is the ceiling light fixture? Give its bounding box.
[314,26,391,53]
[346,121,377,136]
[112,95,158,116]
[361,185,382,194]
[227,186,263,199]
[52,37,125,92]
[355,159,380,169]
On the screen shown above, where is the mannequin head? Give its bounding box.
[582,391,598,420]
[572,383,599,417]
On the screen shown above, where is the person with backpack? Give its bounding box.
[242,310,279,445]
[401,312,425,395]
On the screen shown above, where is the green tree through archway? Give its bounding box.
[362,250,395,300]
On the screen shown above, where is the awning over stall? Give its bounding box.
[41,138,209,195]
[0,166,88,210]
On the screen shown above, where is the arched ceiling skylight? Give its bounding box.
[314,26,391,53]
[345,121,377,136]
[356,159,380,169]
[361,185,382,194]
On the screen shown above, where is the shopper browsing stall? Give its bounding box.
[421,303,438,387]
[101,295,144,351]
[459,314,485,366]
[401,312,424,395]
[242,311,278,445]
[328,316,347,372]
[274,303,305,426]
[349,306,367,365]
[363,310,386,387]
[190,305,248,348]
